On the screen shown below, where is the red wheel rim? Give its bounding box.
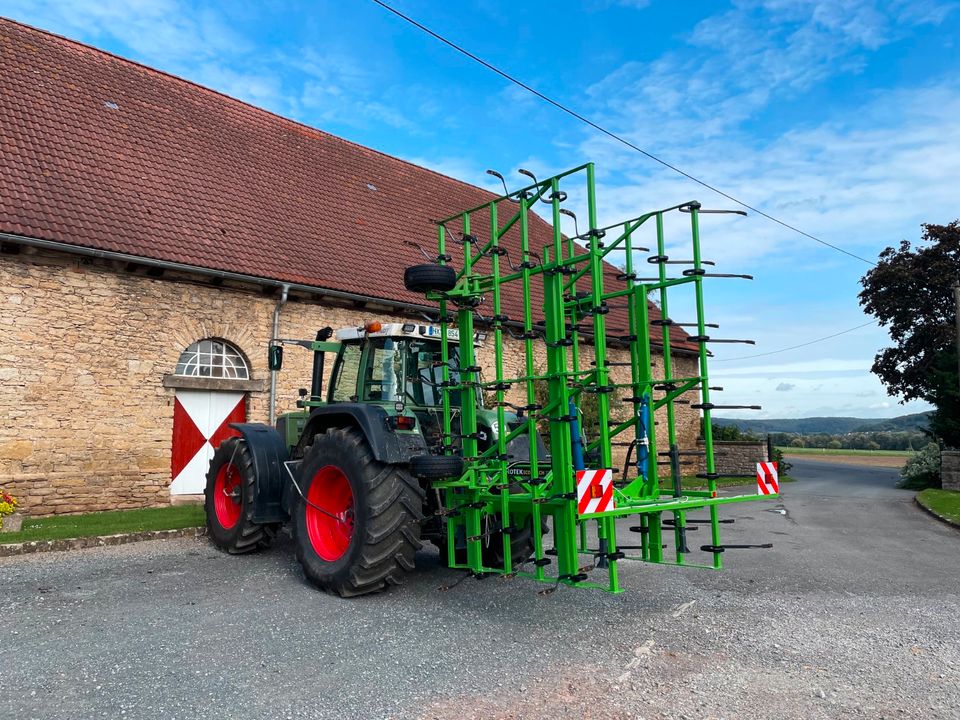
[213,462,242,530]
[305,465,355,561]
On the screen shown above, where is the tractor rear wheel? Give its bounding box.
[293,428,425,597]
[204,437,277,554]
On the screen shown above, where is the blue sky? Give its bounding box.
[5,0,959,419]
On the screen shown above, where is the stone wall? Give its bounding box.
[0,247,700,515]
[698,440,770,477]
[942,451,960,491]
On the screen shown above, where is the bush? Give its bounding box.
[898,442,942,490]
[771,446,792,474]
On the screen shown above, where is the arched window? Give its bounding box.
[175,339,250,379]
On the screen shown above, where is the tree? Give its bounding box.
[709,422,757,441]
[859,221,960,447]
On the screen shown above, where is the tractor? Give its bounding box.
[203,315,546,597]
[204,163,777,597]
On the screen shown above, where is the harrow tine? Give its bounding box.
[701,544,773,553]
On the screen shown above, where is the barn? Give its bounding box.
[0,19,700,516]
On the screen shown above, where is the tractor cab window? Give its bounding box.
[359,337,469,408]
[407,342,461,407]
[362,339,405,403]
[330,343,362,402]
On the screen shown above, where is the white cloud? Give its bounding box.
[716,358,870,376]
[574,80,960,270]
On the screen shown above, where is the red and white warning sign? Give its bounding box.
[576,468,615,515]
[756,461,779,495]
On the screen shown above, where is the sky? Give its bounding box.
[4,0,959,419]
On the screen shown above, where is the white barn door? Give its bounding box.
[170,390,246,495]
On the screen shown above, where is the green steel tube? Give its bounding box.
[688,204,723,569]
[545,176,579,579]
[517,194,547,581]
[458,211,484,571]
[489,201,513,571]
[584,164,619,592]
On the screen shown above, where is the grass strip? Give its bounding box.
[916,489,960,525]
[1,505,205,544]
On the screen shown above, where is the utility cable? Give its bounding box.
[370,0,877,267]
[714,320,878,362]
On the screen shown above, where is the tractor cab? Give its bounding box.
[328,322,471,409]
[271,321,517,459]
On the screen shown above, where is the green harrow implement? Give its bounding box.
[406,163,777,594]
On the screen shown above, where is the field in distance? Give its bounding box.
[780,446,909,468]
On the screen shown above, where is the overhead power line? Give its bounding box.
[371,0,877,267]
[714,320,879,362]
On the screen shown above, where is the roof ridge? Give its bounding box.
[0,15,501,202]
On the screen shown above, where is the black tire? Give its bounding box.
[410,454,464,480]
[204,437,277,554]
[435,517,536,570]
[403,264,457,293]
[293,428,425,597]
[483,514,537,569]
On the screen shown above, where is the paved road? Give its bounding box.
[3,461,959,719]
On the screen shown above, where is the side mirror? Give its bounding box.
[268,344,283,371]
[298,388,308,397]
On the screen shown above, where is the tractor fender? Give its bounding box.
[295,404,428,464]
[228,423,290,524]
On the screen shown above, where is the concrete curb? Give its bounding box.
[914,496,960,533]
[0,526,205,557]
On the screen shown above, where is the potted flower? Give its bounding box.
[0,490,20,533]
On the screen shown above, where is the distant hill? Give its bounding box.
[713,412,931,435]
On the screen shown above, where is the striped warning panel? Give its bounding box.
[756,461,780,495]
[576,469,615,515]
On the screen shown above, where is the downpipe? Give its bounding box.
[268,284,290,425]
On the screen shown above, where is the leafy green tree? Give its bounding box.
[860,221,960,447]
[709,422,757,441]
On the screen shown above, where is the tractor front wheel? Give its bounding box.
[204,437,277,554]
[294,428,425,597]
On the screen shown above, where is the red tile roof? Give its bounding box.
[0,18,696,353]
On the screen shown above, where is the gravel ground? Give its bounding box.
[2,459,958,719]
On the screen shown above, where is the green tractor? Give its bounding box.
[203,319,546,597]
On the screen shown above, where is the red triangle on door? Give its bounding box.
[209,396,246,449]
[171,397,208,479]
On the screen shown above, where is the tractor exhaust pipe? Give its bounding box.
[311,327,334,399]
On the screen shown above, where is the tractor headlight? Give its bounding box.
[489,420,500,438]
